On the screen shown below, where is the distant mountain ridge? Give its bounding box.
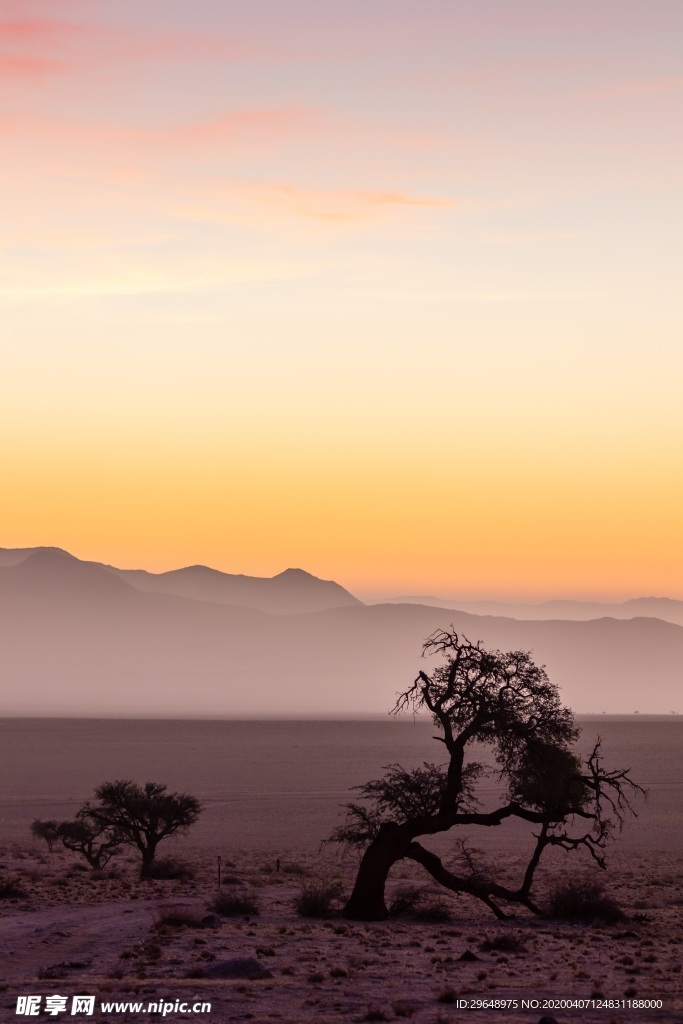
[371,594,683,629]
[1,547,682,716]
[0,547,361,615]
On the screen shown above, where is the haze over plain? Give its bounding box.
[2,547,682,716]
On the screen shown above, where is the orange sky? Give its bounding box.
[2,1,682,599]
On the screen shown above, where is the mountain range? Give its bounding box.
[373,594,683,628]
[1,547,681,716]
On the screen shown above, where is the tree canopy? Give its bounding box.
[81,780,202,878]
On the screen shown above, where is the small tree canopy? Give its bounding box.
[58,814,123,869]
[82,780,202,878]
[30,819,60,853]
[30,815,122,868]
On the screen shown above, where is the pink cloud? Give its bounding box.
[1,106,321,161]
[0,17,86,42]
[0,14,252,81]
[0,17,93,77]
[0,53,66,77]
[156,109,320,147]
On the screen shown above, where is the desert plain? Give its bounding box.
[1,839,681,1024]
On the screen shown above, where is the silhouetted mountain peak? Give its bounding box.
[0,545,71,567]
[166,564,228,579]
[273,568,316,580]
[0,547,137,603]
[104,554,361,613]
[22,548,78,566]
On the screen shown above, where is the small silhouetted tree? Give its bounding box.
[81,780,202,879]
[31,815,122,869]
[56,815,123,869]
[332,630,643,921]
[30,819,60,853]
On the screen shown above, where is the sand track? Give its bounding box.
[0,898,202,982]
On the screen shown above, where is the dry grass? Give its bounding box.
[153,906,205,929]
[212,886,259,916]
[547,877,625,924]
[295,880,344,918]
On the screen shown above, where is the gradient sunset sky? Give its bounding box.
[3,0,682,599]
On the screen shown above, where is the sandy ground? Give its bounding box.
[1,844,682,1023]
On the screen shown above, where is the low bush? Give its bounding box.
[413,899,451,923]
[154,906,205,929]
[547,877,625,924]
[212,887,259,916]
[295,880,344,918]
[282,862,310,876]
[90,867,122,882]
[388,885,426,917]
[388,885,451,922]
[147,857,194,881]
[0,878,27,899]
[480,932,526,953]
[393,1002,417,1018]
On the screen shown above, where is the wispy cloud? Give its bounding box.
[266,185,449,222]
[175,182,451,229]
[0,17,87,77]
[0,14,251,81]
[0,53,65,77]
[157,110,320,146]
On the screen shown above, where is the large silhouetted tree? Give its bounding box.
[332,630,643,921]
[82,781,202,879]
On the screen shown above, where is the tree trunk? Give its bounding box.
[343,827,408,920]
[140,843,157,880]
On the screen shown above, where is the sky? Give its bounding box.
[2,0,682,600]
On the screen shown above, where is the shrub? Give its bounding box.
[154,906,205,929]
[388,885,451,922]
[480,932,526,953]
[388,885,426,917]
[413,899,451,923]
[282,862,310,876]
[0,878,27,899]
[212,887,259,916]
[393,1003,417,1018]
[547,877,625,924]
[295,880,344,918]
[147,857,194,881]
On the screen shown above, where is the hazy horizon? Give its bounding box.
[3,543,683,606]
[2,546,682,716]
